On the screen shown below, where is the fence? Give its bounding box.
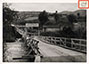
[13,37,42,62]
[24,38,42,62]
[39,36,86,53]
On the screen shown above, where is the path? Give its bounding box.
[34,36,86,62]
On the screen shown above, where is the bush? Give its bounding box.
[3,26,22,42]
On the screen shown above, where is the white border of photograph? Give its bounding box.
[0,0,88,64]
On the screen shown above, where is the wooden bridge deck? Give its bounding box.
[34,36,86,62]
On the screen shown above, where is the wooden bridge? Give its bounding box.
[13,26,86,62]
[38,36,86,53]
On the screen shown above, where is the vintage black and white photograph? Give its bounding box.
[3,3,86,62]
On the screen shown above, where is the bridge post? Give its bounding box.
[34,55,41,62]
[71,39,74,49]
[79,40,82,51]
[64,38,67,47]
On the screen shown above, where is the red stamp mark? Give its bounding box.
[78,0,89,9]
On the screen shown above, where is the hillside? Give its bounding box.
[13,10,86,25]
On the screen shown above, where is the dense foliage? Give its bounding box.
[3,3,22,42]
[40,13,86,39]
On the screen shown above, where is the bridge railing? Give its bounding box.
[25,38,41,55]
[39,36,86,53]
[20,38,42,62]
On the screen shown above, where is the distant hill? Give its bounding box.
[17,11,41,18]
[73,10,86,17]
[59,11,73,15]
[13,10,86,25]
[59,10,86,17]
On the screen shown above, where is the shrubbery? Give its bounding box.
[40,27,86,39]
[3,3,22,42]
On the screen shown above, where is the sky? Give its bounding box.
[9,3,79,13]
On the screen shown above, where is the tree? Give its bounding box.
[38,10,49,29]
[77,13,80,17]
[61,26,76,38]
[67,14,77,23]
[3,3,18,26]
[54,11,59,23]
[3,3,20,42]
